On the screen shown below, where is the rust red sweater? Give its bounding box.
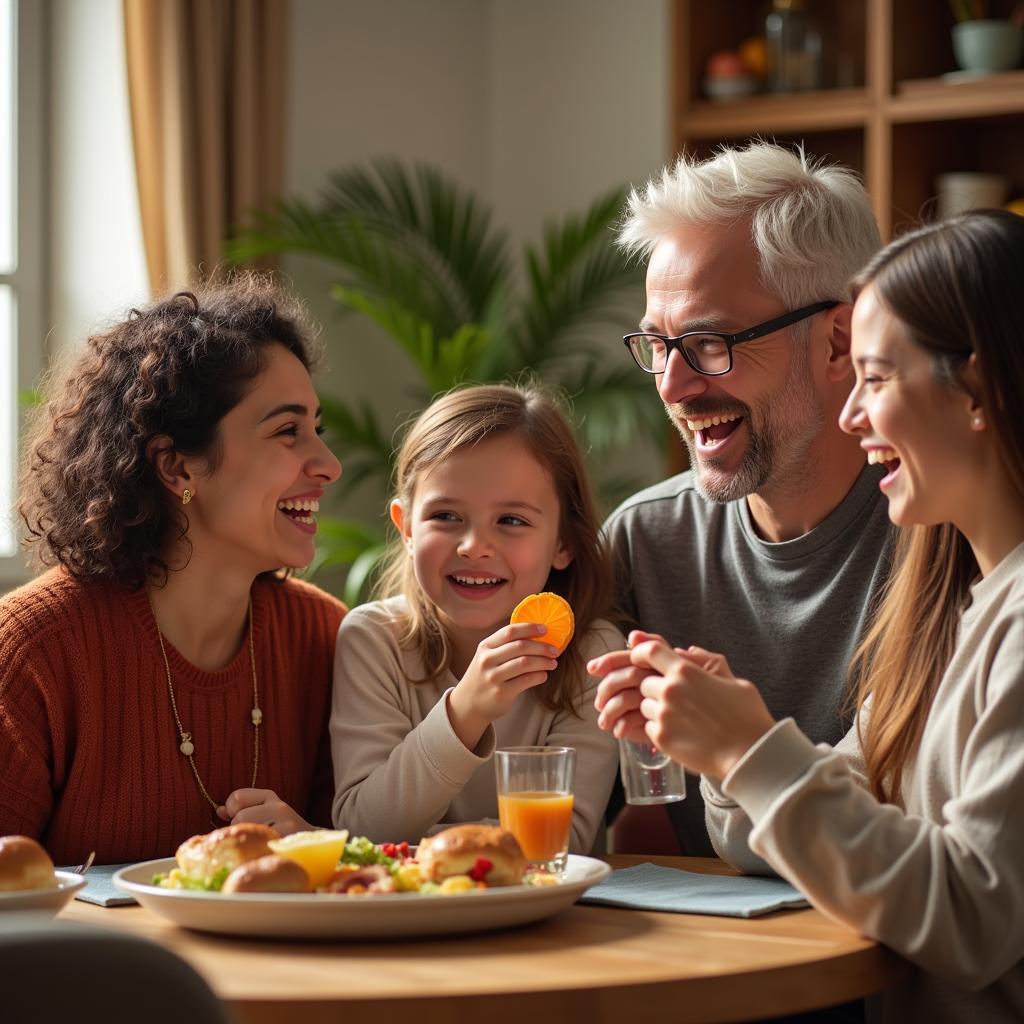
[0,568,345,865]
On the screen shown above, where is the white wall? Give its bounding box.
[49,0,148,352]
[488,0,669,249]
[287,0,491,200]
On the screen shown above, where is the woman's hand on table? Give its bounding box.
[592,631,777,779]
[217,789,312,835]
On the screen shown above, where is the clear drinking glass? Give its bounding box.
[619,739,686,805]
[495,746,575,873]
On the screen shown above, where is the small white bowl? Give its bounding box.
[703,75,758,102]
[0,871,87,915]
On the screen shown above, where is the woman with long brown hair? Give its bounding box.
[330,383,619,851]
[0,276,345,864]
[591,210,1024,1021]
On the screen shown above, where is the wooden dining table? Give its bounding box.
[60,854,909,1024]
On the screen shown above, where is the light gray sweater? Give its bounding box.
[704,541,1024,1022]
[330,597,621,852]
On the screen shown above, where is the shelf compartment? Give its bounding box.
[677,0,867,102]
[684,88,871,137]
[889,114,1024,237]
[891,0,1021,84]
[890,71,1024,122]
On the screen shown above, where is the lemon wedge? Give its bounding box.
[267,829,349,888]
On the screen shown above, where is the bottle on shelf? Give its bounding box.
[765,0,822,93]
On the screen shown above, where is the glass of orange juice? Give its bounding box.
[495,746,575,873]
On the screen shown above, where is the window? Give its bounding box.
[1,0,44,580]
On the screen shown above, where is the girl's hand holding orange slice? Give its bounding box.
[510,593,575,654]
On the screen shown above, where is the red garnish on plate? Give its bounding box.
[469,857,493,882]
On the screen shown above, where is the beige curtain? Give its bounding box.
[123,0,288,293]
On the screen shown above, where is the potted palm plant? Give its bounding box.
[226,160,664,603]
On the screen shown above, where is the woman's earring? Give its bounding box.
[181,488,193,505]
[971,414,985,431]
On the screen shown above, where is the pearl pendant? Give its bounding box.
[251,707,262,726]
[179,733,195,757]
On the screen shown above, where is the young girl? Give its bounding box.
[592,209,1024,1021]
[330,384,620,851]
[0,276,344,864]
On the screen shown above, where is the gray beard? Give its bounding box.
[672,344,825,505]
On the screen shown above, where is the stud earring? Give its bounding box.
[181,488,193,505]
[971,414,985,431]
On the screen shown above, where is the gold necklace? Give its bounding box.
[149,594,262,811]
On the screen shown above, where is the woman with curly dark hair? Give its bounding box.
[0,275,345,864]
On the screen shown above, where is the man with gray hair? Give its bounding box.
[596,142,894,857]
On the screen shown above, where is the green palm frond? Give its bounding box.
[317,396,392,495]
[506,187,644,375]
[566,360,666,456]
[303,517,386,577]
[342,540,391,607]
[320,161,511,323]
[226,197,360,266]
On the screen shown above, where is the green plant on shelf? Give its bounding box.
[226,159,662,604]
[950,0,986,21]
[950,1,1024,23]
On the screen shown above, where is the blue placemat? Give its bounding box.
[65,864,137,907]
[579,862,809,918]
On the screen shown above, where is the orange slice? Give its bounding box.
[510,592,575,654]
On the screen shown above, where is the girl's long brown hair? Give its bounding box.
[376,383,613,717]
[847,210,1024,805]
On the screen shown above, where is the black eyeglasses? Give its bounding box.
[623,301,839,376]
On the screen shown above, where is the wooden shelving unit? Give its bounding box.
[672,0,1024,239]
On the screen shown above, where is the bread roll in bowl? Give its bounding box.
[0,835,57,891]
[417,825,526,886]
[175,823,280,885]
[222,854,312,893]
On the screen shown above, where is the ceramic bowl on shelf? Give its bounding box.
[952,20,1024,74]
[702,75,758,102]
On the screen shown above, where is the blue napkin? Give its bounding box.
[579,862,809,918]
[67,864,137,907]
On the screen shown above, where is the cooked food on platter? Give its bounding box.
[221,854,313,894]
[152,823,558,896]
[158,822,282,891]
[418,824,528,886]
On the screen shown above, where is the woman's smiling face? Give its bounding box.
[184,343,342,574]
[840,284,978,528]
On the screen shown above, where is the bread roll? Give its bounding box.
[417,825,526,886]
[175,823,280,885]
[0,835,57,891]
[222,854,311,893]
